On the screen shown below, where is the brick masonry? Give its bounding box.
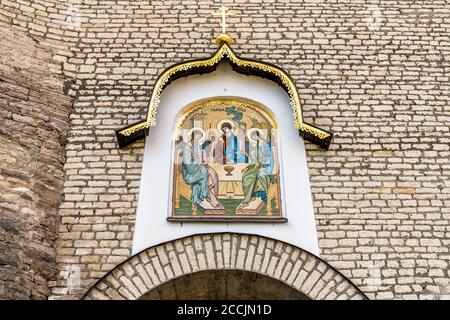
[82,234,366,300]
[0,0,448,300]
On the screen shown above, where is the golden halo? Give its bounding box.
[217,119,236,132]
[187,127,206,144]
[247,128,265,143]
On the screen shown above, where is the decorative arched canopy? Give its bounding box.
[116,34,333,149]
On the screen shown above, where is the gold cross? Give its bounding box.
[212,5,235,34]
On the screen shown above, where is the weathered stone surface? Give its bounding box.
[0,25,72,299]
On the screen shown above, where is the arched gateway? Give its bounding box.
[88,32,365,301]
[82,233,367,300]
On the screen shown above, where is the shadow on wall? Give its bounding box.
[140,269,310,300]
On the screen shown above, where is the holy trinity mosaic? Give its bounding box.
[170,98,283,221]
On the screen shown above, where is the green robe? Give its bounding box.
[241,140,274,204]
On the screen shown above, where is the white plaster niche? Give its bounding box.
[132,64,320,255]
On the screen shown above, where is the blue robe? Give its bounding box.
[181,143,209,204]
[224,134,247,163]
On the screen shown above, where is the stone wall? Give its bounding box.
[0,0,448,300]
[0,25,72,299]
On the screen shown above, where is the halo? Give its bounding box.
[187,127,206,144]
[217,119,235,132]
[247,128,265,143]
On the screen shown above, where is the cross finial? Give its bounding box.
[212,4,235,34]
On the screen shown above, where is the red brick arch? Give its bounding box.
[82,233,367,300]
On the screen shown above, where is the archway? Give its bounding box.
[82,233,367,300]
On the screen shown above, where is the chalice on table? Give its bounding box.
[223,165,235,176]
